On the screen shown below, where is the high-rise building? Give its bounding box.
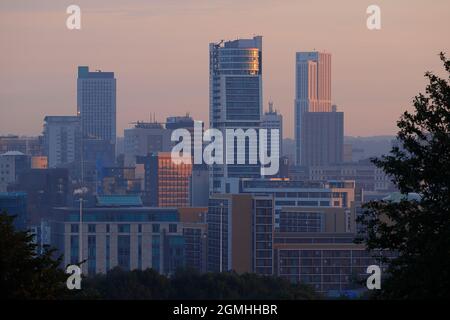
[261,101,283,160]
[77,66,116,145]
[0,151,30,192]
[207,193,274,275]
[43,116,80,168]
[124,121,172,167]
[300,108,344,166]
[77,66,117,191]
[295,51,332,165]
[166,115,195,135]
[209,36,263,193]
[139,152,192,207]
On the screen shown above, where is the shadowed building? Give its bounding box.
[51,195,207,275]
[77,66,117,191]
[300,108,343,166]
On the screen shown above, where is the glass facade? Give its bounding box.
[207,198,229,272]
[209,37,263,193]
[254,199,274,275]
[277,248,389,294]
[279,211,324,233]
[117,235,131,271]
[142,153,192,207]
[54,207,208,276]
[87,235,96,275]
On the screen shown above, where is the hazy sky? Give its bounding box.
[0,0,449,138]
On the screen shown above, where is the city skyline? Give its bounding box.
[1,0,449,138]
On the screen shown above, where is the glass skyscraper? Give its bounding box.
[295,52,332,165]
[209,36,263,193]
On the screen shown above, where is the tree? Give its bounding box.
[78,267,319,300]
[357,53,450,299]
[0,213,69,299]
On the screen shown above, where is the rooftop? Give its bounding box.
[95,194,143,207]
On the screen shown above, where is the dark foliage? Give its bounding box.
[357,53,450,299]
[77,267,319,300]
[0,213,70,299]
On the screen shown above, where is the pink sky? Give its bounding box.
[0,0,449,138]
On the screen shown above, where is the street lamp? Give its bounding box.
[74,186,88,273]
[219,202,224,273]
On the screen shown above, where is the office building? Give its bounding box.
[238,179,355,230]
[207,193,274,275]
[166,115,204,158]
[0,135,44,156]
[77,66,116,144]
[43,116,80,168]
[0,151,31,192]
[295,51,332,165]
[300,108,344,166]
[139,152,192,207]
[261,101,283,159]
[124,121,172,167]
[309,159,395,201]
[14,168,68,224]
[98,166,142,195]
[51,195,207,275]
[209,36,263,193]
[272,203,394,296]
[77,66,117,185]
[166,115,195,135]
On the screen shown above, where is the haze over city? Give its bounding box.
[0,0,449,138]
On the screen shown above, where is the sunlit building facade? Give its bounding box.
[140,152,192,207]
[295,52,332,165]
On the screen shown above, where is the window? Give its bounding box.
[152,224,160,233]
[88,224,96,233]
[169,224,177,233]
[118,224,130,233]
[71,224,79,233]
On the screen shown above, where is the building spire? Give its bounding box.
[268,100,274,113]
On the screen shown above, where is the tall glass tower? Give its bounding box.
[295,52,331,165]
[209,36,263,193]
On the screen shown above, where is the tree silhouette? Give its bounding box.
[78,267,319,300]
[357,53,450,299]
[0,213,70,299]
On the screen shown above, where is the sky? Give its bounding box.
[0,0,449,138]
